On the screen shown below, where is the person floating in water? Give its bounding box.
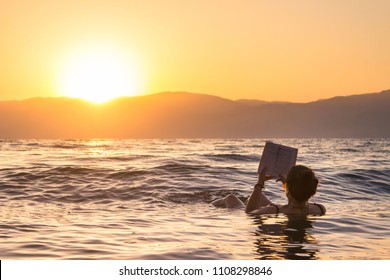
[212,165,326,215]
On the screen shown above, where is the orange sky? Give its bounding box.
[1,0,389,102]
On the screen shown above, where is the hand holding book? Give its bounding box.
[255,167,274,189]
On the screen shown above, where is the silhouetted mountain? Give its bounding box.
[236,99,291,107]
[0,90,389,138]
[235,99,269,107]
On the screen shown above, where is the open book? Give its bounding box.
[258,141,298,178]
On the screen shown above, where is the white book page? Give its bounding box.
[258,142,298,178]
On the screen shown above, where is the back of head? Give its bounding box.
[286,165,318,202]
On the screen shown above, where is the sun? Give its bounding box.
[58,47,142,103]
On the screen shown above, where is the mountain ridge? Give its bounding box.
[0,89,389,138]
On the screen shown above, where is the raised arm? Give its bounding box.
[245,168,273,213]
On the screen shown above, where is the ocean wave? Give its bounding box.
[204,153,259,162]
[106,169,150,180]
[154,162,212,174]
[1,139,389,260]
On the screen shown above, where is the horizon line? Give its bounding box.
[1,88,389,104]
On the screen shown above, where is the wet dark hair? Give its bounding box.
[286,165,318,202]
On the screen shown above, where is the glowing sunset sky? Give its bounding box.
[1,0,389,102]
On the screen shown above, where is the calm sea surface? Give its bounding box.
[0,139,389,259]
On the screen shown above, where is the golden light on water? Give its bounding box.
[58,47,143,103]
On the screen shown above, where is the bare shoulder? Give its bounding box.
[250,204,279,215]
[309,203,326,215]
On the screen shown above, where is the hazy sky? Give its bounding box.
[1,0,389,102]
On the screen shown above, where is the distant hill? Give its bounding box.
[0,90,389,138]
[236,99,291,107]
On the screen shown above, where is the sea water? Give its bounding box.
[0,139,389,259]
